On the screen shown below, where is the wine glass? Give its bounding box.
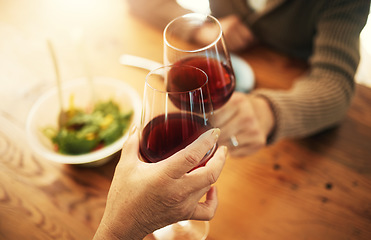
[164,13,236,110]
[140,65,215,240]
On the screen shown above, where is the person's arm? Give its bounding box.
[252,0,370,141]
[93,126,227,240]
[213,0,369,156]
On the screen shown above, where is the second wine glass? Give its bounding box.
[140,65,215,240]
[140,64,215,169]
[164,13,236,110]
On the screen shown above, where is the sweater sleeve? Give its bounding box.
[126,0,192,30]
[251,0,369,142]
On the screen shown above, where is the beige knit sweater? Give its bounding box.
[127,0,370,142]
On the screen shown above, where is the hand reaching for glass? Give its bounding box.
[93,126,227,240]
[213,92,275,157]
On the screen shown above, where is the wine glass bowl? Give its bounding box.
[139,65,215,168]
[164,13,223,54]
[166,64,213,113]
[164,13,236,110]
[140,65,215,239]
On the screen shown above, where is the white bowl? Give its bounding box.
[26,77,142,166]
[230,54,255,93]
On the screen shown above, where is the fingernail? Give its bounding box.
[129,124,137,136]
[222,146,228,157]
[212,128,221,140]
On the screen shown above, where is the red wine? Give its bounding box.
[140,112,214,168]
[172,56,235,110]
[166,65,213,114]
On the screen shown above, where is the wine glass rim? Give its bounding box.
[145,64,209,94]
[164,13,223,53]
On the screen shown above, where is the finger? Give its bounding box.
[229,143,263,156]
[191,186,218,221]
[230,31,249,50]
[212,94,242,127]
[218,95,258,142]
[236,23,255,42]
[224,18,254,51]
[160,128,220,179]
[212,106,237,127]
[184,146,227,190]
[218,115,246,143]
[118,125,140,165]
[218,111,255,144]
[219,124,265,151]
[174,185,212,220]
[227,37,244,52]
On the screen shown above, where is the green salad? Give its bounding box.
[43,99,132,155]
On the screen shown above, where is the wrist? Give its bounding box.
[94,212,149,240]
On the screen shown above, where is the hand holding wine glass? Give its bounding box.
[94,126,227,240]
[212,92,275,157]
[140,65,217,167]
[139,65,221,239]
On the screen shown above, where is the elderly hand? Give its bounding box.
[94,127,227,240]
[192,15,256,53]
[213,92,275,157]
[218,15,257,52]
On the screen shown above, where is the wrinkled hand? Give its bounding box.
[94,127,227,240]
[218,15,257,52]
[192,15,256,53]
[213,92,275,157]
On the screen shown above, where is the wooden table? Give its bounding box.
[1,0,370,239]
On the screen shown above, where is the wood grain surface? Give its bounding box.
[0,0,370,239]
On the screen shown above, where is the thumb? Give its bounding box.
[159,128,220,179]
[119,124,140,163]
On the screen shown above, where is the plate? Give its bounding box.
[230,54,255,92]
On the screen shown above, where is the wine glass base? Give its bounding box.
[152,220,209,240]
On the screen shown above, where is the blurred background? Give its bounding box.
[0,0,370,107]
[177,0,371,88]
[355,6,371,87]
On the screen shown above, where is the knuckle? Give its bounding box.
[167,187,189,205]
[241,115,253,124]
[231,93,245,104]
[251,138,266,151]
[258,135,267,145]
[205,210,216,220]
[164,194,193,219]
[182,150,202,167]
[248,127,260,136]
[207,170,218,185]
[178,207,192,219]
